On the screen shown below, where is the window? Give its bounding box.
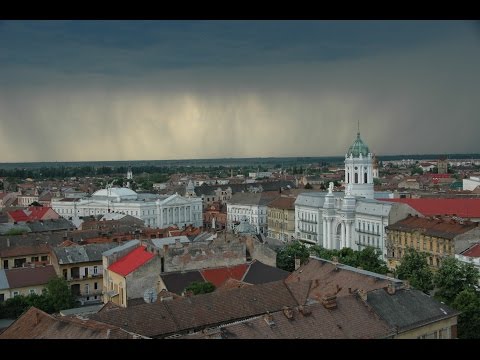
[85,284,89,295]
[31,256,39,262]
[0,294,4,302]
[41,256,48,262]
[93,266,98,275]
[29,289,36,295]
[3,260,8,269]
[13,291,19,297]
[94,282,98,290]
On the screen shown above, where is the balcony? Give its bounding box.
[355,228,381,236]
[299,219,318,224]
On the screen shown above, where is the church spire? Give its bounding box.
[357,119,360,138]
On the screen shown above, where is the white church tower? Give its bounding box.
[126,167,133,189]
[344,126,374,199]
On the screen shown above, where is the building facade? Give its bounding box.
[386,215,480,270]
[52,188,203,229]
[267,196,296,242]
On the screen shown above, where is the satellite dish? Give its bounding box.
[143,287,158,304]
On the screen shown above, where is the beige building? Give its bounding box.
[51,243,118,305]
[386,215,480,270]
[0,265,57,302]
[102,240,161,307]
[267,196,296,242]
[1,244,51,270]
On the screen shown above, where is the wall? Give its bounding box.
[243,235,276,267]
[125,256,162,305]
[453,227,480,254]
[164,240,246,272]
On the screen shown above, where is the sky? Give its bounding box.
[0,20,479,162]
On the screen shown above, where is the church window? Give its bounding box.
[355,173,358,184]
[347,173,350,183]
[364,172,368,183]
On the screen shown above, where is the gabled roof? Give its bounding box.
[379,198,480,218]
[366,288,459,333]
[386,215,477,240]
[90,280,300,338]
[183,296,392,339]
[201,264,248,287]
[242,260,290,285]
[53,243,119,265]
[286,257,401,301]
[7,207,57,222]
[160,270,205,295]
[0,244,51,258]
[108,246,155,277]
[267,196,296,210]
[5,265,57,289]
[0,307,146,339]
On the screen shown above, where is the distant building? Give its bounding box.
[267,196,296,242]
[0,265,57,302]
[463,176,480,192]
[52,187,203,229]
[294,130,419,259]
[386,215,480,270]
[7,207,60,223]
[437,157,448,174]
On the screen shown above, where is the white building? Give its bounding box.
[227,193,276,234]
[295,131,416,260]
[52,187,203,229]
[463,176,480,191]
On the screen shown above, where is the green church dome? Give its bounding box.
[347,132,370,157]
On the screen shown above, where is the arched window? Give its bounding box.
[354,173,358,184]
[364,172,368,183]
[347,173,350,183]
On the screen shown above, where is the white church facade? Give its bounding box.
[295,131,414,260]
[52,187,203,229]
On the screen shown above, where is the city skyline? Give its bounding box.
[1,20,479,162]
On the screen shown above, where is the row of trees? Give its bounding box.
[276,241,388,274]
[0,277,76,319]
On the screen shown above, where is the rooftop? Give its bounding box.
[379,198,480,218]
[5,265,57,289]
[108,246,155,277]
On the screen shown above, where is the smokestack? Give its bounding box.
[322,294,337,310]
[294,258,301,271]
[387,282,396,295]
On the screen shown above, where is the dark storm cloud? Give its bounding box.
[0,20,478,161]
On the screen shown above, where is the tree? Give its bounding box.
[396,248,434,293]
[44,277,76,312]
[29,201,42,207]
[276,241,310,272]
[452,289,480,339]
[411,167,424,176]
[304,183,313,189]
[434,257,480,305]
[184,281,215,295]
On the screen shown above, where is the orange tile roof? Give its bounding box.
[201,264,248,287]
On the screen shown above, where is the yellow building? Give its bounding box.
[103,242,161,307]
[386,215,479,270]
[51,243,118,305]
[1,244,51,270]
[267,196,296,242]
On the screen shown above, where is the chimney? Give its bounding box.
[294,257,301,271]
[358,289,368,302]
[322,294,337,310]
[298,305,312,316]
[282,306,294,320]
[387,282,396,295]
[264,313,275,326]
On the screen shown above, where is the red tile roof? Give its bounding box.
[461,243,480,258]
[387,215,477,239]
[108,246,155,277]
[8,207,57,222]
[379,198,480,218]
[201,264,248,287]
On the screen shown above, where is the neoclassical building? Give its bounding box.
[295,131,415,259]
[52,187,203,229]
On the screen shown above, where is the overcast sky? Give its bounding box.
[0,20,479,162]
